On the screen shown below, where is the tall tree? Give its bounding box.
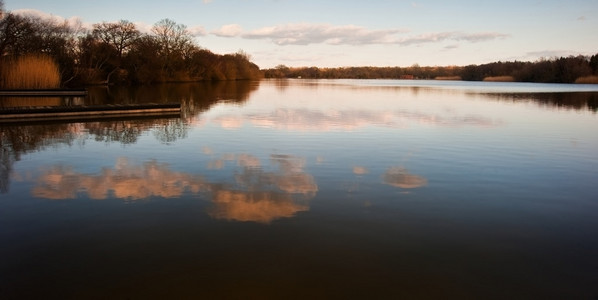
[151,18,191,56]
[92,20,139,60]
[151,18,192,76]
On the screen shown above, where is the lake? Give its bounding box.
[1,79,597,299]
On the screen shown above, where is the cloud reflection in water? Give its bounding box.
[382,167,428,189]
[32,155,317,224]
[208,190,309,224]
[211,108,500,132]
[32,158,208,200]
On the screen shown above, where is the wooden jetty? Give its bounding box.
[0,103,181,123]
[0,89,88,96]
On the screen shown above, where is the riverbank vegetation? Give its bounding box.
[1,1,596,88]
[0,54,60,89]
[264,54,598,84]
[0,3,261,88]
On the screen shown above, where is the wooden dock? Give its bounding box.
[0,89,88,96]
[0,103,181,122]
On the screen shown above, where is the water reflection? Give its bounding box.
[0,118,186,193]
[1,80,596,298]
[483,92,598,112]
[208,189,309,224]
[32,158,208,200]
[204,151,317,223]
[212,108,500,131]
[353,166,369,175]
[0,96,85,108]
[382,167,428,189]
[271,79,598,112]
[30,154,317,223]
[86,81,259,119]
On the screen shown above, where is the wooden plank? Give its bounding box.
[0,89,88,96]
[0,103,181,122]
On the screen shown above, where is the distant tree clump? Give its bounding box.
[0,10,262,87]
[264,54,598,84]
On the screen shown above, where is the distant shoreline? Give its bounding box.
[262,55,598,84]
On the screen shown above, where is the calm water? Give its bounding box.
[1,79,597,299]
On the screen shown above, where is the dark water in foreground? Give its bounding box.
[1,79,597,299]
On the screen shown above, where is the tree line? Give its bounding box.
[0,2,262,88]
[264,54,598,84]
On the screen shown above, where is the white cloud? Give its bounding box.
[242,23,408,45]
[133,21,154,34]
[397,31,508,46]
[188,25,207,36]
[211,24,243,37]
[12,8,92,30]
[524,50,582,59]
[223,22,508,47]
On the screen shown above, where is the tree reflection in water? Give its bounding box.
[0,81,260,193]
[0,118,186,193]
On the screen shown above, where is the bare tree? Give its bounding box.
[151,18,193,76]
[92,20,139,60]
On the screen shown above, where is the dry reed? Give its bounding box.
[574,75,598,84]
[435,76,462,81]
[483,76,515,82]
[0,54,61,89]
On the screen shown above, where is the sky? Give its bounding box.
[5,0,598,69]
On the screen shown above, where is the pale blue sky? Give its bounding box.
[5,0,598,68]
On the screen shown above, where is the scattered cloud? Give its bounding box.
[396,31,509,46]
[125,21,153,34]
[188,25,208,36]
[11,9,509,49]
[214,22,508,47]
[212,24,243,37]
[203,0,213,3]
[12,8,91,30]
[241,23,408,45]
[577,16,586,21]
[11,8,205,36]
[522,49,588,60]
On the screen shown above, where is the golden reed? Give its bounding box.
[483,76,515,82]
[0,54,61,89]
[574,75,598,84]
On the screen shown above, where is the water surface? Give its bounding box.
[1,79,597,299]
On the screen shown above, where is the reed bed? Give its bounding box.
[483,76,515,82]
[435,76,462,81]
[0,55,61,89]
[574,75,598,84]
